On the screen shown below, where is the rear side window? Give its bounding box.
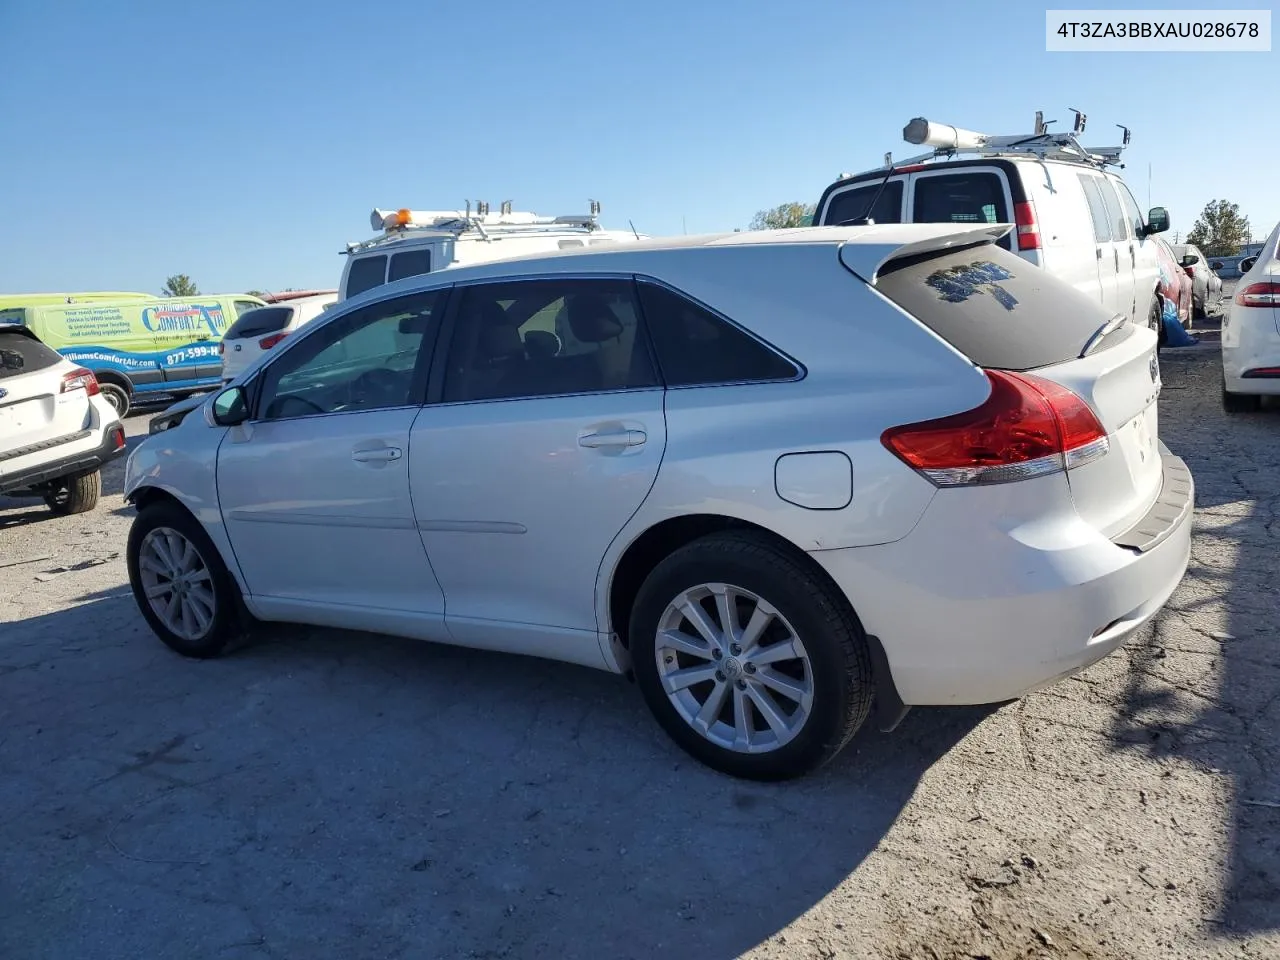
[1078,175,1113,242]
[821,180,904,226]
[346,255,388,298]
[225,306,294,340]
[1097,179,1130,240]
[875,243,1125,371]
[0,331,63,380]
[388,249,433,282]
[636,282,799,386]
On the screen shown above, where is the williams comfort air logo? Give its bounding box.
[925,261,1019,311]
[140,303,226,337]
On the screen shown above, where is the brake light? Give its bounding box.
[218,342,225,355]
[1013,201,1040,250]
[110,425,126,450]
[60,367,100,397]
[1235,282,1280,307]
[259,332,288,350]
[881,370,1109,486]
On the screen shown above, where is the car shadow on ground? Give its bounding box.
[0,591,991,960]
[1108,349,1280,936]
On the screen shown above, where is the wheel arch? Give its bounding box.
[603,512,907,731]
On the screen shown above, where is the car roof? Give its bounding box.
[339,222,1012,310]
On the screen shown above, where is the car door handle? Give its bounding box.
[352,446,402,463]
[578,428,646,449]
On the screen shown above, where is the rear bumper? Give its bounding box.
[0,422,127,495]
[812,447,1193,706]
[1222,308,1280,394]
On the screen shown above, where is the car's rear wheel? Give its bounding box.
[630,531,873,781]
[127,502,245,658]
[99,382,131,418]
[1222,385,1262,413]
[43,470,101,515]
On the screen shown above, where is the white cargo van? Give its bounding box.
[813,113,1172,340]
[338,200,645,302]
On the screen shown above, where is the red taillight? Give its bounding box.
[1013,201,1041,251]
[60,367,100,397]
[881,370,1109,487]
[110,425,126,450]
[259,332,288,350]
[1235,282,1280,307]
[218,342,225,355]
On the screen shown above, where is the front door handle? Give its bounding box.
[578,428,646,449]
[352,446,402,463]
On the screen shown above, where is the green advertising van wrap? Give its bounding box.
[1,294,266,415]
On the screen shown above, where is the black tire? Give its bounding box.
[99,382,131,418]
[1222,385,1261,413]
[1149,297,1165,348]
[127,500,247,658]
[44,470,101,515]
[629,531,873,781]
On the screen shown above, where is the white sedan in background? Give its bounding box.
[1222,222,1280,412]
[123,224,1192,780]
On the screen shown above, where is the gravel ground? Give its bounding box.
[2,329,1278,960]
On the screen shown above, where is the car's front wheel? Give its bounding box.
[630,532,873,781]
[127,501,245,657]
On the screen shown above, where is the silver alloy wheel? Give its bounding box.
[138,527,216,641]
[655,582,814,754]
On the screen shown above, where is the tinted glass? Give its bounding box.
[441,279,659,403]
[224,306,294,340]
[257,290,442,420]
[821,180,904,226]
[0,331,63,380]
[875,243,1127,371]
[912,173,1007,225]
[234,299,265,318]
[1097,178,1129,240]
[345,255,388,297]
[1078,175,1113,242]
[636,282,798,386]
[388,249,433,282]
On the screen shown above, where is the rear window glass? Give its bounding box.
[821,180,904,226]
[912,173,1012,251]
[875,243,1126,371]
[388,249,433,282]
[346,255,388,297]
[225,306,294,340]
[0,331,63,380]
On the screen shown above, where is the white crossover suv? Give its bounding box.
[122,224,1192,780]
[1,323,126,513]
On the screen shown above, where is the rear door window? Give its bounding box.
[345,255,388,298]
[1096,179,1130,240]
[911,171,1012,250]
[874,242,1126,371]
[388,249,433,283]
[1078,175,1114,242]
[224,306,294,340]
[0,331,63,380]
[821,180,904,225]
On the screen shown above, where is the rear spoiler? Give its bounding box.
[837,225,1012,284]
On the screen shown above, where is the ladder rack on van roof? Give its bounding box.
[857,111,1131,176]
[343,200,607,254]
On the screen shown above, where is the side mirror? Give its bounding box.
[1179,254,1198,268]
[1240,256,1258,273]
[1209,261,1223,271]
[209,385,249,427]
[1145,207,1170,235]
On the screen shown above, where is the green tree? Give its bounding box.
[749,202,815,230]
[1185,200,1251,257]
[161,274,199,297]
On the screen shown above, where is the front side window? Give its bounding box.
[636,281,799,386]
[821,180,904,226]
[345,255,388,298]
[441,278,659,403]
[1116,182,1147,238]
[256,289,444,420]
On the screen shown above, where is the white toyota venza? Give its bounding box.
[124,224,1192,780]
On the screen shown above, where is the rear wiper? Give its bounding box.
[1080,313,1127,357]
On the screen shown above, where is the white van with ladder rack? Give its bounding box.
[338,200,645,302]
[813,111,1173,340]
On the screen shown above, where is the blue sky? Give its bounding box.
[0,0,1272,294]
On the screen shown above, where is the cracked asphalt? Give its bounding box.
[1,318,1277,959]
